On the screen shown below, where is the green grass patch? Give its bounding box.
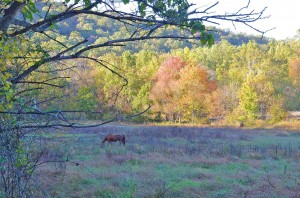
[173,179,202,191]
[211,162,250,173]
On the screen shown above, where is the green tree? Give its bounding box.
[238,74,260,122]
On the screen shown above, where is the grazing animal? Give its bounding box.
[239,121,244,128]
[102,134,125,145]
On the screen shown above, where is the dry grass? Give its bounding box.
[28,124,300,197]
[272,120,300,131]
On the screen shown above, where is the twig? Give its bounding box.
[10,105,151,129]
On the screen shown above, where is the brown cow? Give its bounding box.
[102,134,125,145]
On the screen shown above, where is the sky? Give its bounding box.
[189,0,300,40]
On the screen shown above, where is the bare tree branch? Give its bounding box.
[7,104,151,129]
[10,38,88,84]
[1,0,268,38]
[41,32,68,48]
[13,81,65,88]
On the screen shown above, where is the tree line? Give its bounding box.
[38,39,300,125]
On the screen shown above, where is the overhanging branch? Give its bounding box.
[3,0,268,38]
[6,105,151,129]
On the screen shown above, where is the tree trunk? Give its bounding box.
[0,1,25,34]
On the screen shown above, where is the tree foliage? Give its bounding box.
[150,56,216,123]
[289,58,300,85]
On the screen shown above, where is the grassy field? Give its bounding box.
[33,125,300,197]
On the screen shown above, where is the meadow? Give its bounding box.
[34,125,300,197]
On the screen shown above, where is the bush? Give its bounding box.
[268,98,287,123]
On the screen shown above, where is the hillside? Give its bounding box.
[55,15,269,54]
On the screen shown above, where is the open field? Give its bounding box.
[34,125,300,197]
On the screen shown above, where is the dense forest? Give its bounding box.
[41,38,300,125]
[4,2,298,126]
[52,14,269,53]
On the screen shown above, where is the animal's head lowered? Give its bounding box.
[101,137,107,143]
[121,135,125,145]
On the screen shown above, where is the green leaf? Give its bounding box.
[191,28,196,34]
[123,0,130,4]
[83,0,91,6]
[138,2,147,17]
[27,0,39,14]
[49,22,56,30]
[207,34,214,47]
[21,6,33,21]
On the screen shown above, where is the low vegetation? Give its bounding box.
[33,125,300,197]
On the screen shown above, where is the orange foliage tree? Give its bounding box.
[150,56,217,123]
[288,58,300,85]
[150,56,186,121]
